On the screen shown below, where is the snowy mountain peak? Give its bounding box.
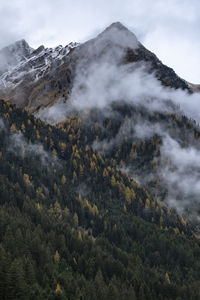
[0,41,78,92]
[0,39,33,74]
[1,39,33,60]
[8,39,33,54]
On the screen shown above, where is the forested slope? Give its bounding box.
[0,99,200,299]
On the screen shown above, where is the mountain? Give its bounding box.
[0,22,197,112]
[1,22,200,299]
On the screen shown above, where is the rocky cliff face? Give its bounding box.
[0,39,78,109]
[0,22,198,112]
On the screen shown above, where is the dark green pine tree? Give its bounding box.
[0,245,8,300]
[7,258,28,300]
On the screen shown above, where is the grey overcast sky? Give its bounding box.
[0,0,199,83]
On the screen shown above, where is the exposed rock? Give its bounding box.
[0,23,197,113]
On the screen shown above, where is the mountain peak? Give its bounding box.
[2,39,33,55]
[0,39,33,73]
[11,39,29,47]
[96,21,138,50]
[105,21,130,31]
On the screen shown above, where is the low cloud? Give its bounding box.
[38,59,200,125]
[7,132,58,169]
[160,135,200,218]
[35,99,71,125]
[134,122,163,140]
[70,59,200,122]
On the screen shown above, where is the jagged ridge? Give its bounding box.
[0,22,197,111]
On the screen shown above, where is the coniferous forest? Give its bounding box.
[1,98,200,299]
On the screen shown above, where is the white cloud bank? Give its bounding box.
[160,135,200,218]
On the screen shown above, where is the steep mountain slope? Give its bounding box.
[1,99,200,299]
